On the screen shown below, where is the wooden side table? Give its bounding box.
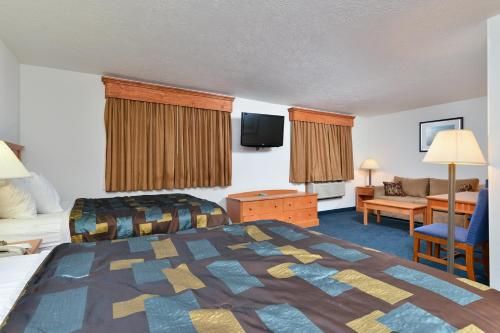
[7,239,42,255]
[425,191,478,226]
[356,186,375,212]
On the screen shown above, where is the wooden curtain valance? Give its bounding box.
[288,107,355,127]
[102,76,234,112]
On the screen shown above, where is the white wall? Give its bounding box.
[357,97,488,186]
[20,65,363,210]
[0,39,19,142]
[487,15,500,289]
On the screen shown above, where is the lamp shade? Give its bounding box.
[360,158,379,170]
[0,141,30,179]
[423,129,486,165]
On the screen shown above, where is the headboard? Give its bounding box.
[5,141,24,159]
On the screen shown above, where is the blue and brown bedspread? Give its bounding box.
[69,194,229,242]
[3,220,500,332]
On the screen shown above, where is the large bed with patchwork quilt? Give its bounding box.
[69,193,229,243]
[2,220,500,332]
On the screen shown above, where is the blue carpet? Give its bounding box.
[310,209,488,284]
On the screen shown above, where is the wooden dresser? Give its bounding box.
[226,189,319,227]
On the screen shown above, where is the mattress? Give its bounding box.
[2,220,500,332]
[69,193,229,242]
[0,207,71,250]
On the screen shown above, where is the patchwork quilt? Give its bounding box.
[3,220,500,332]
[69,194,229,242]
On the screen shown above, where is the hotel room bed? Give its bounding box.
[69,193,229,243]
[2,220,500,332]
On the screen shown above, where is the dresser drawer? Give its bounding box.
[283,196,316,211]
[241,213,286,223]
[241,199,283,216]
[357,187,374,196]
[281,208,317,224]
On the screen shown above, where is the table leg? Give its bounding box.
[426,205,433,225]
[409,210,414,236]
[426,241,432,256]
[376,210,381,223]
[363,205,368,225]
[464,214,470,228]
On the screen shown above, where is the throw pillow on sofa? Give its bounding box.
[457,183,473,192]
[393,176,429,197]
[383,181,405,196]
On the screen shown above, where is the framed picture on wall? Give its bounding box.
[419,117,463,152]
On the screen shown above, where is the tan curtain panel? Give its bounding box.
[105,98,231,191]
[290,121,353,183]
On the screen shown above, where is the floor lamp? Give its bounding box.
[423,130,486,273]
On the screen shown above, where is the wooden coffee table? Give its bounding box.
[363,199,427,236]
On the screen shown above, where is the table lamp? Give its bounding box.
[360,158,379,186]
[0,140,30,187]
[423,129,486,273]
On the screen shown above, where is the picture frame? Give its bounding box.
[419,117,464,152]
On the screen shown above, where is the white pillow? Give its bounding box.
[13,172,63,214]
[0,182,37,219]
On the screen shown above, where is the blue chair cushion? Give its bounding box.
[414,223,468,243]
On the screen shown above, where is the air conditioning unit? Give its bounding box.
[305,181,345,199]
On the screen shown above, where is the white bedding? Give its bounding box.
[0,202,71,250]
[0,250,52,324]
[0,201,72,324]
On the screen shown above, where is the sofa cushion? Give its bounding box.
[429,178,479,196]
[383,182,405,196]
[394,176,429,197]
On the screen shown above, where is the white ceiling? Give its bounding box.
[0,0,499,116]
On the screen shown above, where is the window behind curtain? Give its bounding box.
[289,108,354,183]
[102,77,233,192]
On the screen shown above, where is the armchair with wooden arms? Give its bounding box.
[413,188,489,281]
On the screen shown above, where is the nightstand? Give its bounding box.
[355,186,375,212]
[6,239,42,255]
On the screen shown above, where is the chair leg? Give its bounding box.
[433,243,441,258]
[465,245,476,281]
[482,243,490,278]
[425,241,432,256]
[413,236,420,262]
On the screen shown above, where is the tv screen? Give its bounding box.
[241,112,284,148]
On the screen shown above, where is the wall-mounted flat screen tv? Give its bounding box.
[241,112,284,148]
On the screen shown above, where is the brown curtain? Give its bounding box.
[290,121,353,183]
[105,98,231,191]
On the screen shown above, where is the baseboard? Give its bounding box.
[318,206,356,215]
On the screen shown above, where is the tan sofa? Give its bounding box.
[373,176,480,226]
